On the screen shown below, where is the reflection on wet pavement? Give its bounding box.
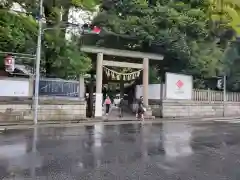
[0,122,240,179]
[163,123,193,158]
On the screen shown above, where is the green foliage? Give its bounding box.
[0,10,37,54]
[0,0,100,78]
[149,67,161,84]
[208,0,240,91]
[209,0,240,38]
[0,10,37,69]
[43,30,91,77]
[5,0,100,11]
[221,42,240,91]
[92,0,223,87]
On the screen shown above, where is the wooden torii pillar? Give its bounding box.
[81,46,164,117]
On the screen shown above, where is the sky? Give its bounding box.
[65,7,96,40]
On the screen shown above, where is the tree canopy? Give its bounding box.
[209,0,240,39]
[0,0,98,78]
[209,0,240,91]
[1,0,240,90]
[90,0,223,87]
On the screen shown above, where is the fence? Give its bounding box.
[37,78,80,97]
[0,77,85,98]
[192,89,240,102]
[135,84,240,102]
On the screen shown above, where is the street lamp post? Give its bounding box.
[223,75,227,117]
[33,0,43,124]
[33,9,101,124]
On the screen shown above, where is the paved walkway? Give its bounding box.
[105,106,136,120]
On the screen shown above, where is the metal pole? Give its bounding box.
[223,75,226,101]
[223,75,226,117]
[33,0,43,124]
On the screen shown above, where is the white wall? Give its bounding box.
[166,73,193,100]
[0,78,29,96]
[135,84,166,99]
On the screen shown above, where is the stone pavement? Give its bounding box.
[103,105,137,120]
[1,121,240,179]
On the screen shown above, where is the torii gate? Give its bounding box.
[81,46,164,117]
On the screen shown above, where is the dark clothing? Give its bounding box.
[137,99,144,114]
[119,108,123,117]
[119,99,124,117]
[119,99,124,107]
[106,104,110,113]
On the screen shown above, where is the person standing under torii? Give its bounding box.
[119,97,124,117]
[104,96,111,115]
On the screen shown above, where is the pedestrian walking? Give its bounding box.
[119,97,124,117]
[104,96,111,115]
[136,96,145,120]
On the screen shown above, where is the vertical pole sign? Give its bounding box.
[4,55,15,72]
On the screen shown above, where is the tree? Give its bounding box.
[0,8,91,78]
[91,0,223,87]
[0,9,38,69]
[0,0,99,77]
[42,30,91,77]
[3,0,100,23]
[0,10,37,53]
[208,0,240,91]
[209,0,240,44]
[40,0,99,77]
[220,41,240,91]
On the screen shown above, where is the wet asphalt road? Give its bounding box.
[0,121,240,179]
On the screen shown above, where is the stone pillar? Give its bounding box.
[143,58,153,118]
[143,58,149,107]
[78,75,85,99]
[87,73,94,117]
[95,53,103,117]
[159,68,164,118]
